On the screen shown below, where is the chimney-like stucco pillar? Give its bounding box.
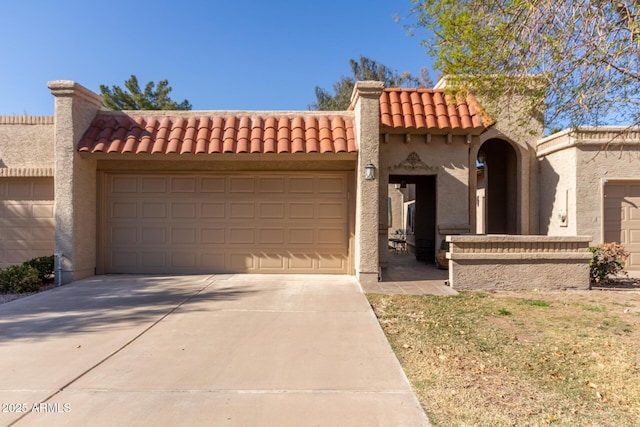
[351,81,384,283]
[48,81,103,284]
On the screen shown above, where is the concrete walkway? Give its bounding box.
[0,274,429,427]
[365,253,458,296]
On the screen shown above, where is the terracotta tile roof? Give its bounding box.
[379,88,494,133]
[78,113,356,155]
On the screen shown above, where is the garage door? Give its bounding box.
[104,172,350,274]
[603,182,640,273]
[0,178,54,268]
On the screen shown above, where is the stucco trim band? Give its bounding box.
[0,167,54,177]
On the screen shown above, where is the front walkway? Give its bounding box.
[363,253,458,296]
[0,274,429,427]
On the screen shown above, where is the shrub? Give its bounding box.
[0,264,41,293]
[589,243,629,283]
[24,255,54,281]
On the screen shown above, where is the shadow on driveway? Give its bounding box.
[0,275,256,341]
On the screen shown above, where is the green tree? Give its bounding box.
[100,75,192,110]
[310,56,432,110]
[409,0,640,131]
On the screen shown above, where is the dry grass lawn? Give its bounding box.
[368,286,640,426]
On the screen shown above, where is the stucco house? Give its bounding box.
[1,79,638,287]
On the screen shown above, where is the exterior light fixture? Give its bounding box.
[364,162,376,180]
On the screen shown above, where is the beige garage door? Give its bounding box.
[104,172,350,274]
[603,182,640,273]
[0,178,54,268]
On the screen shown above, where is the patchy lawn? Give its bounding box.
[368,288,640,426]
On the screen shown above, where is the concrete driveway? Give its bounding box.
[0,274,429,427]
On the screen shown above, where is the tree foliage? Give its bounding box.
[100,75,192,111]
[409,0,640,130]
[310,56,432,110]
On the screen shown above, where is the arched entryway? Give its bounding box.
[477,138,518,234]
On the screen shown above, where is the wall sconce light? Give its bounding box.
[364,162,376,180]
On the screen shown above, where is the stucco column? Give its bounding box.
[351,81,384,283]
[48,81,103,284]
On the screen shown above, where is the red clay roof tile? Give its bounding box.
[379,88,494,133]
[79,112,357,156]
[79,88,493,157]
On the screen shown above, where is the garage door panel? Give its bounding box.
[230,253,254,270]
[201,228,225,244]
[141,252,166,268]
[259,177,285,193]
[111,226,137,245]
[289,253,314,269]
[201,202,225,218]
[259,228,284,244]
[112,202,137,218]
[0,178,54,268]
[172,252,196,268]
[229,177,255,193]
[318,202,347,219]
[104,173,350,274]
[230,202,255,218]
[172,227,197,244]
[229,228,255,244]
[112,177,137,192]
[289,178,314,193]
[112,252,138,269]
[258,253,286,269]
[141,177,165,192]
[201,177,226,192]
[171,177,197,193]
[604,182,640,272]
[318,177,345,193]
[171,202,196,218]
[142,227,167,244]
[318,253,347,270]
[259,202,285,219]
[318,228,348,245]
[141,202,167,218]
[5,203,30,219]
[629,205,640,219]
[289,203,315,219]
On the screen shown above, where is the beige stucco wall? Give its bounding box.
[379,133,469,265]
[447,235,592,290]
[49,81,103,283]
[537,128,640,244]
[537,132,577,235]
[351,81,385,283]
[437,76,544,235]
[0,117,54,174]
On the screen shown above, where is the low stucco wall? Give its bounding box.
[447,235,592,290]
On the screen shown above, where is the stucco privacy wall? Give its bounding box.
[0,116,54,174]
[537,128,640,243]
[49,81,104,283]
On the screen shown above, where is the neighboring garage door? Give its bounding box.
[104,172,350,274]
[0,178,54,268]
[603,182,640,273]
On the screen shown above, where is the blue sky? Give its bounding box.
[0,0,434,116]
